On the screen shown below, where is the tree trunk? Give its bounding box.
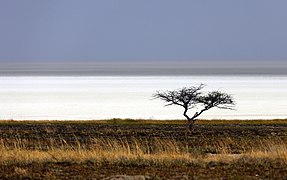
[183,107,196,131]
[188,119,195,131]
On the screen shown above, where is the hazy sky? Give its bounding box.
[1,0,287,63]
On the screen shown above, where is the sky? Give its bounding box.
[0,0,287,63]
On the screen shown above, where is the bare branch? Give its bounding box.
[198,91,235,110]
[152,84,205,108]
[153,84,236,131]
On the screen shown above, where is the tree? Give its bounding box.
[153,84,235,131]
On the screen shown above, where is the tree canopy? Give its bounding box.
[153,84,235,130]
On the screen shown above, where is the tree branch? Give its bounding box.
[153,85,235,131]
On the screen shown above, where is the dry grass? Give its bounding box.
[246,139,287,160]
[0,137,190,165]
[0,121,286,178]
[0,136,286,167]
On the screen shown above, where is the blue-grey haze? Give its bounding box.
[0,0,287,62]
[0,62,287,76]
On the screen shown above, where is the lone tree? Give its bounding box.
[153,84,235,131]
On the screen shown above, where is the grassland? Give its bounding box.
[0,119,286,179]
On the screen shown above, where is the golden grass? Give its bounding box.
[0,137,286,166]
[246,139,287,160]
